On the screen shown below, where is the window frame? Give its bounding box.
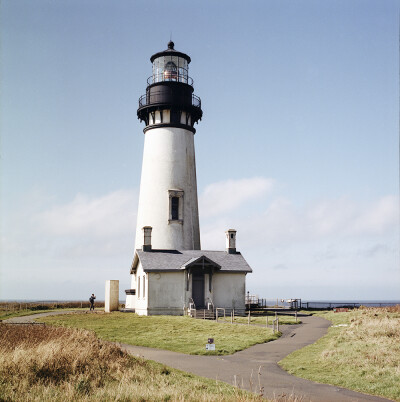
[168,190,184,224]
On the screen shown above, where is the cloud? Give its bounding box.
[273,264,288,270]
[352,195,399,235]
[306,195,398,237]
[199,177,274,218]
[357,243,394,258]
[36,189,138,238]
[1,178,399,300]
[199,178,399,252]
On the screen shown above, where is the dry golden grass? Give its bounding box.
[0,323,261,401]
[280,306,400,401]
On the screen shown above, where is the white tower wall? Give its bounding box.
[135,126,200,250]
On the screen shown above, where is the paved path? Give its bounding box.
[5,312,390,401]
[4,310,80,323]
[121,317,389,402]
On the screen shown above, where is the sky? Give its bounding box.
[1,0,399,301]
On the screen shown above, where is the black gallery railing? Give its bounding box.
[147,73,194,86]
[138,92,201,109]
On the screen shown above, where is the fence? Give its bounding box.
[245,296,300,309]
[300,301,400,309]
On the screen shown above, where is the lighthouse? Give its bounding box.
[134,41,202,251]
[125,42,252,316]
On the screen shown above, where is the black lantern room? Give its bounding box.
[137,41,203,133]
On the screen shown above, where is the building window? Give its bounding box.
[170,109,181,123]
[168,190,184,223]
[171,197,179,220]
[143,275,146,298]
[137,276,140,298]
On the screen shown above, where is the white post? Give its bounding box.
[105,280,119,313]
[248,310,250,325]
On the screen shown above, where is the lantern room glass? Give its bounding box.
[152,55,189,84]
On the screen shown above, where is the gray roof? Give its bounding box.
[132,249,252,273]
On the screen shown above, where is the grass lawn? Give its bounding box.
[218,314,301,325]
[279,307,400,401]
[39,312,279,355]
[0,308,86,321]
[0,323,262,401]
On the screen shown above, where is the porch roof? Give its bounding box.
[131,249,252,273]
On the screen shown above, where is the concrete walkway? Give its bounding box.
[5,312,390,401]
[4,310,80,323]
[121,316,389,402]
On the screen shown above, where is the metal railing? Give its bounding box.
[215,308,225,322]
[138,92,201,109]
[188,298,196,317]
[147,73,194,86]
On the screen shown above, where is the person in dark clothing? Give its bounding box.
[89,293,96,311]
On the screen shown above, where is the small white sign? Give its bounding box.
[206,343,215,351]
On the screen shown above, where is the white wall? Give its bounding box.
[134,262,148,315]
[135,126,201,251]
[212,272,246,311]
[147,271,186,315]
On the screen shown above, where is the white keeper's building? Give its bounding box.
[125,41,252,316]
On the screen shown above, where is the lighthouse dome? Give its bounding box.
[150,42,191,85]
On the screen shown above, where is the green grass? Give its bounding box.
[218,314,301,325]
[39,312,279,355]
[279,308,400,401]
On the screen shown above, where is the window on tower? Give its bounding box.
[164,61,177,81]
[168,190,184,223]
[171,197,179,220]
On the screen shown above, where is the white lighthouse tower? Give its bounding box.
[125,42,252,315]
[134,41,203,251]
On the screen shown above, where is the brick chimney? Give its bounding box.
[142,226,152,251]
[225,229,237,254]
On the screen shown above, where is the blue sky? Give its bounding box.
[1,0,399,301]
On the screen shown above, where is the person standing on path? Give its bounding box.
[89,293,96,311]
